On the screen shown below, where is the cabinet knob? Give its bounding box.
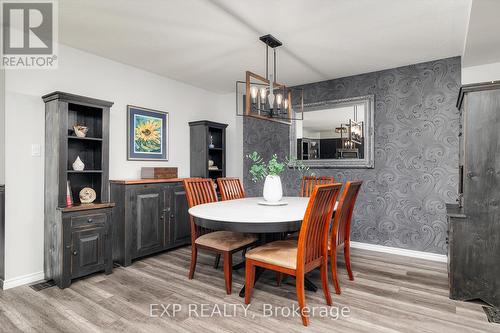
[72,250,78,256]
[87,218,93,223]
[160,215,164,220]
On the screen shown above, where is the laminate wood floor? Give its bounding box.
[0,247,497,332]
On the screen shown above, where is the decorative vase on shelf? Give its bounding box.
[73,125,89,137]
[208,135,215,149]
[263,175,283,203]
[72,156,85,171]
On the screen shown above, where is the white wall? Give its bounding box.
[3,45,242,286]
[462,61,500,84]
[213,93,243,179]
[0,69,4,184]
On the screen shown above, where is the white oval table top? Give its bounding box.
[189,197,311,223]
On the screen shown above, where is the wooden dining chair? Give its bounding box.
[183,178,258,294]
[329,181,363,295]
[217,177,246,201]
[214,177,247,268]
[245,183,342,326]
[300,176,336,197]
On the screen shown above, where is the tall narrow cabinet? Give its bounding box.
[447,81,500,307]
[43,91,115,288]
[189,121,228,184]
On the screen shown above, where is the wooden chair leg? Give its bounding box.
[296,274,309,326]
[330,246,341,294]
[320,260,332,305]
[244,260,255,304]
[214,254,221,269]
[223,252,232,294]
[276,272,283,286]
[188,245,197,279]
[344,241,354,281]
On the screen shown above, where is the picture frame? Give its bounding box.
[127,105,169,160]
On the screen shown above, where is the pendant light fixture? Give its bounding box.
[236,34,303,124]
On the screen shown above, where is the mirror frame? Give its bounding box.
[290,95,375,169]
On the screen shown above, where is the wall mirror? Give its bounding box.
[290,95,374,168]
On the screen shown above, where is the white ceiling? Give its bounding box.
[462,0,500,67]
[59,0,471,93]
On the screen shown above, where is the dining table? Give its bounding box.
[188,196,338,297]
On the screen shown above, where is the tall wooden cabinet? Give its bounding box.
[43,92,114,288]
[447,81,500,307]
[110,179,190,267]
[189,121,228,183]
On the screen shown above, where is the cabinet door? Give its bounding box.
[71,227,106,279]
[170,184,191,246]
[130,186,165,257]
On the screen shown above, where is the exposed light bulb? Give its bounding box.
[250,86,258,101]
[268,74,275,108]
[268,91,275,108]
[284,99,288,110]
[259,87,267,100]
[276,94,283,108]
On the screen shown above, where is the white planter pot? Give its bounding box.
[263,175,283,202]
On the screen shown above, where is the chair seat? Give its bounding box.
[195,231,257,251]
[245,240,298,269]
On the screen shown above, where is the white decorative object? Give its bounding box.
[79,187,96,204]
[208,135,215,149]
[263,175,283,203]
[208,160,214,167]
[72,156,85,171]
[73,125,89,137]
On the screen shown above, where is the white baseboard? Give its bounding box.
[0,271,45,290]
[350,241,447,263]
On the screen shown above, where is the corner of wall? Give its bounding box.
[0,68,5,184]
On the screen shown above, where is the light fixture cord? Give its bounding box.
[274,48,277,83]
[266,45,269,80]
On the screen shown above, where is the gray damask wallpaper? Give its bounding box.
[243,57,461,254]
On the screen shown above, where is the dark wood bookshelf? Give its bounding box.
[43,91,114,288]
[189,121,228,191]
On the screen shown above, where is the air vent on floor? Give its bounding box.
[483,306,500,324]
[29,280,56,292]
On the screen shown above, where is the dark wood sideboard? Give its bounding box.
[110,179,191,266]
[447,81,500,307]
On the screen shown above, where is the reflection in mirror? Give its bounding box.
[290,95,374,168]
[296,104,365,160]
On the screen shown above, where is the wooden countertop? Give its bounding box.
[58,202,115,212]
[110,178,186,185]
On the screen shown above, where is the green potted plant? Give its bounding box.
[246,152,285,202]
[246,152,311,203]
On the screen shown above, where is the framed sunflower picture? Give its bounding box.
[127,105,169,160]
